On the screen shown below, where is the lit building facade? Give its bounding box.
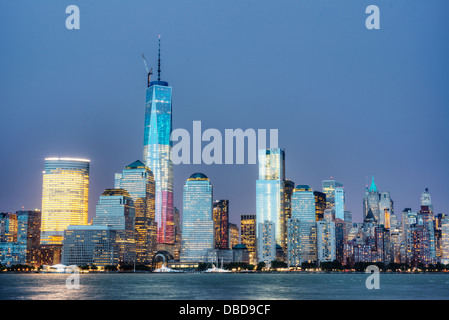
[115,160,157,264]
[228,223,239,249]
[240,214,257,264]
[142,54,174,245]
[62,225,119,267]
[316,220,336,262]
[287,185,317,266]
[322,179,343,210]
[180,173,213,262]
[314,191,326,222]
[334,187,345,220]
[441,217,449,265]
[363,176,380,223]
[92,189,136,264]
[41,158,90,245]
[213,200,229,249]
[256,148,285,261]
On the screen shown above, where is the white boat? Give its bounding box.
[154,265,182,273]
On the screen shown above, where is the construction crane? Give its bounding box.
[142,53,153,87]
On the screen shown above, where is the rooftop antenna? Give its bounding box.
[157,35,161,81]
[142,53,153,87]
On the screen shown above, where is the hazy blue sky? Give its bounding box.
[1,0,448,224]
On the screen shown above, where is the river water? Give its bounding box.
[1,273,448,300]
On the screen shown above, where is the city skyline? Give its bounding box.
[1,0,448,225]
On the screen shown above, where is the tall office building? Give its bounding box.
[287,185,317,266]
[228,223,239,249]
[316,220,336,262]
[314,191,326,222]
[256,148,285,261]
[41,158,90,245]
[281,179,295,253]
[379,191,393,227]
[213,200,229,249]
[115,160,157,263]
[93,189,135,231]
[441,217,449,265]
[142,38,174,245]
[0,211,41,267]
[258,220,276,265]
[241,215,257,265]
[421,188,433,213]
[334,218,348,264]
[16,210,41,267]
[173,207,182,260]
[334,187,345,220]
[180,173,214,262]
[363,176,380,223]
[322,179,343,209]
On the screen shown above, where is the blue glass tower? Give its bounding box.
[142,37,174,245]
[180,173,214,262]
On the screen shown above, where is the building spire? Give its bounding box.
[157,35,161,81]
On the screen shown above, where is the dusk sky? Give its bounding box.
[1,0,448,224]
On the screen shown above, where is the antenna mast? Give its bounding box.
[157,35,161,81]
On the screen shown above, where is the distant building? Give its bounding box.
[441,218,449,265]
[180,173,214,262]
[363,176,380,223]
[322,179,343,210]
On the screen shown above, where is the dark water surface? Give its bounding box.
[0,273,448,300]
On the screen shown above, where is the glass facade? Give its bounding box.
[115,160,157,264]
[334,187,345,221]
[363,176,381,223]
[213,200,229,249]
[142,81,174,245]
[62,225,119,267]
[180,173,214,262]
[240,215,257,264]
[317,220,336,262]
[314,191,326,222]
[41,158,90,245]
[322,179,343,210]
[256,148,285,252]
[291,185,316,223]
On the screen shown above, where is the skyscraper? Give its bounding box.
[240,214,257,264]
[142,38,174,245]
[421,188,433,213]
[213,200,229,249]
[363,176,380,223]
[379,191,394,226]
[91,188,136,264]
[41,157,90,245]
[180,173,214,262]
[322,179,343,210]
[281,179,295,253]
[256,148,285,261]
[316,220,336,262]
[287,185,317,266]
[334,187,345,220]
[314,191,326,222]
[115,160,157,263]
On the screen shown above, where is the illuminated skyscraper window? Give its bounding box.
[41,158,90,245]
[180,173,213,262]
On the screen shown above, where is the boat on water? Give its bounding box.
[154,265,183,273]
